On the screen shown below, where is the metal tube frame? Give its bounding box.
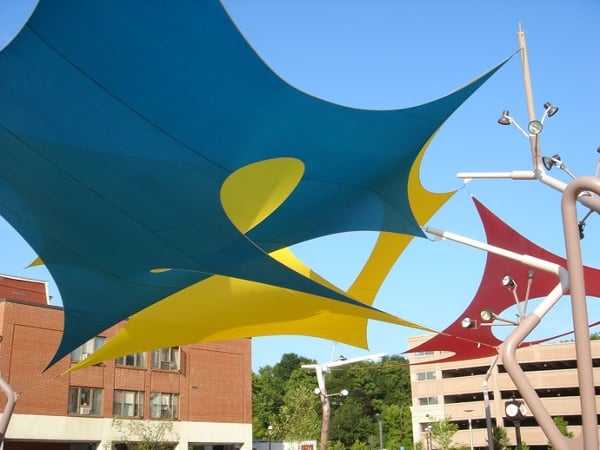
[0,368,17,448]
[302,353,386,450]
[441,23,600,450]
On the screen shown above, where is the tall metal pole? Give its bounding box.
[483,356,498,450]
[313,365,331,450]
[464,410,474,450]
[517,25,541,171]
[514,421,523,450]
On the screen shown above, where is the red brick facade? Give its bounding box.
[0,275,252,449]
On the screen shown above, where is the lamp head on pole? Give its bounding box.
[480,309,494,322]
[502,275,517,291]
[542,154,562,171]
[461,317,478,329]
[497,110,512,125]
[543,102,559,118]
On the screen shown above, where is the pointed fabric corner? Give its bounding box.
[0,0,508,367]
[406,196,600,363]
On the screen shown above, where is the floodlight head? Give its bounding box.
[578,222,585,240]
[543,102,559,117]
[314,387,321,395]
[461,317,477,329]
[527,269,535,280]
[542,154,562,171]
[340,389,349,397]
[497,110,511,125]
[337,355,347,361]
[480,309,494,322]
[502,275,516,290]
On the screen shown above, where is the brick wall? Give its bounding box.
[0,297,252,424]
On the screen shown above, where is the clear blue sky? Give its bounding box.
[1,1,599,373]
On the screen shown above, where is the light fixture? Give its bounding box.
[461,317,477,329]
[542,154,562,171]
[480,309,494,322]
[497,110,511,125]
[578,222,585,239]
[502,275,516,290]
[527,120,543,135]
[505,400,527,420]
[541,153,576,178]
[527,269,534,280]
[340,389,349,397]
[314,387,322,395]
[577,208,594,240]
[543,102,558,118]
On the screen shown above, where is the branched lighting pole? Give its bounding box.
[302,353,386,450]
[450,25,600,450]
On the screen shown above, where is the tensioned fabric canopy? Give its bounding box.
[0,1,506,367]
[407,197,600,363]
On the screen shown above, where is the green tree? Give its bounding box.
[109,418,177,450]
[272,384,321,444]
[329,441,346,450]
[431,416,458,450]
[548,416,574,449]
[253,353,316,439]
[253,353,413,447]
[350,440,369,450]
[491,426,510,450]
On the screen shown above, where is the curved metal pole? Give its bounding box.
[500,282,575,450]
[562,176,600,450]
[0,370,17,446]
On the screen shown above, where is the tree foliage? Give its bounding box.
[548,416,574,449]
[430,416,458,450]
[274,384,321,443]
[491,426,510,450]
[109,418,177,450]
[253,353,413,448]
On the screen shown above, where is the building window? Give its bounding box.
[115,352,147,368]
[113,390,144,417]
[418,396,439,406]
[68,386,102,415]
[71,336,106,362]
[151,347,180,371]
[150,392,179,419]
[416,371,436,381]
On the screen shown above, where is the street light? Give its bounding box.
[267,425,273,450]
[505,399,526,450]
[302,353,386,450]
[376,413,383,450]
[425,424,432,450]
[464,409,474,450]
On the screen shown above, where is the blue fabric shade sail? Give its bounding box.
[0,1,506,366]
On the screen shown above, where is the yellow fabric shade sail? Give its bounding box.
[72,140,445,371]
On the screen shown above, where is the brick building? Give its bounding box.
[0,274,252,450]
[407,334,600,449]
